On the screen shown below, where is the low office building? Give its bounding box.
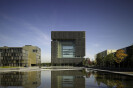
[51,31,85,66]
[23,45,41,66]
[96,49,116,59]
[119,45,133,55]
[0,47,28,67]
[0,45,41,67]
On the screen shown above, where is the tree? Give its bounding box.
[91,60,95,66]
[114,49,127,67]
[104,53,115,68]
[82,59,86,66]
[96,53,102,67]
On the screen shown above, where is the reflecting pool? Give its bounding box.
[0,70,133,88]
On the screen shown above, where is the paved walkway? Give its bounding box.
[86,68,133,77]
[0,66,84,72]
[1,66,132,77]
[0,67,41,72]
[41,66,84,70]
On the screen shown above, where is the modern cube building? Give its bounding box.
[0,45,41,67]
[51,31,85,66]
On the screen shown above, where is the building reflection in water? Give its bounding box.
[94,71,133,88]
[84,69,133,88]
[0,70,132,88]
[51,70,85,88]
[0,71,41,88]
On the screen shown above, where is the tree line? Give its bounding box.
[95,49,133,68]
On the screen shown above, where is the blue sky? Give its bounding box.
[0,0,133,62]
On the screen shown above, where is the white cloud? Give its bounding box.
[23,22,51,46]
[85,53,95,61]
[0,34,24,46]
[93,43,100,47]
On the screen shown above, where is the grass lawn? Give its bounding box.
[0,66,24,68]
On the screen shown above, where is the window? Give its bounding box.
[33,49,37,53]
[62,46,75,58]
[58,41,75,58]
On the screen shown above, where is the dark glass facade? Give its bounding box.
[0,48,28,67]
[51,31,85,66]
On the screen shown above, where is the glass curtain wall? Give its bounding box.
[59,41,75,58]
[62,46,75,58]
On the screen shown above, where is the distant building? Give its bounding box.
[0,45,41,67]
[96,50,116,59]
[51,31,85,66]
[119,45,133,55]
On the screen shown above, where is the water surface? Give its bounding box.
[0,70,133,88]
